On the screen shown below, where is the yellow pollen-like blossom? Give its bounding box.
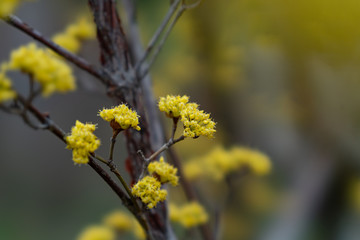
[77,225,115,240]
[8,43,76,97]
[66,120,100,164]
[132,220,146,240]
[0,72,16,103]
[180,103,216,138]
[158,95,189,118]
[184,145,271,181]
[0,0,20,18]
[148,156,179,186]
[98,104,141,131]
[169,202,209,228]
[103,211,133,231]
[131,176,167,209]
[52,17,95,53]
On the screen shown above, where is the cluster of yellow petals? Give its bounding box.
[158,95,216,138]
[131,176,167,209]
[77,226,115,240]
[158,95,189,118]
[169,202,209,228]
[148,157,179,186]
[103,210,145,239]
[0,0,20,18]
[98,104,141,131]
[184,145,271,181]
[66,120,100,164]
[180,103,216,138]
[52,17,95,53]
[8,43,75,96]
[103,211,133,231]
[0,71,16,103]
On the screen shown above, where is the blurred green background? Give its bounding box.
[1,0,360,239]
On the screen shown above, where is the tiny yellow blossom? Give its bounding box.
[103,211,133,231]
[169,202,208,228]
[9,43,75,96]
[158,95,189,118]
[52,17,95,53]
[0,72,16,103]
[77,225,115,240]
[132,220,146,240]
[66,120,100,164]
[67,17,96,40]
[184,145,271,181]
[131,176,167,209]
[148,157,179,186]
[231,147,271,176]
[0,0,20,18]
[180,103,216,138]
[52,33,80,53]
[99,104,141,131]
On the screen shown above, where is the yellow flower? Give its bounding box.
[8,43,75,97]
[52,33,80,53]
[180,103,216,138]
[184,145,271,181]
[169,202,208,228]
[158,95,189,118]
[148,157,179,186]
[131,176,167,209]
[66,120,100,164]
[77,225,115,240]
[52,17,95,53]
[132,220,146,240]
[0,0,20,18]
[231,147,271,176]
[0,72,16,103]
[103,211,133,231]
[98,104,141,131]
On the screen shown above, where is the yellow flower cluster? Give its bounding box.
[77,226,115,240]
[148,157,179,186]
[181,103,216,138]
[8,43,75,96]
[66,120,100,164]
[158,95,216,138]
[0,72,16,103]
[158,95,189,118]
[169,202,209,228]
[103,211,133,231]
[103,210,145,239]
[0,0,20,18]
[52,17,95,53]
[184,145,271,181]
[131,176,167,209]
[99,104,141,131]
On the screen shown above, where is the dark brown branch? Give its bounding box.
[5,15,114,87]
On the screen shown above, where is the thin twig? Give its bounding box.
[4,15,114,86]
[134,0,182,73]
[140,7,186,79]
[138,118,185,180]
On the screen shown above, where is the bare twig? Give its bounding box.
[134,0,181,73]
[140,7,185,79]
[138,118,185,181]
[4,15,114,86]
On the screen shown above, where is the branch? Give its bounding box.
[134,0,182,73]
[4,15,114,87]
